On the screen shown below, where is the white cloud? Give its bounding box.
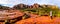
[0,0,60,7]
[0,0,21,7]
[0,0,8,4]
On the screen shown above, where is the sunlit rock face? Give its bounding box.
[0,10,24,20]
[0,10,15,20]
[0,10,16,16]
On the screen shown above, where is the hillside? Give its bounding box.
[13,3,60,17]
[0,3,60,24]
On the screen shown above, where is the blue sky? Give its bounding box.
[0,0,60,7]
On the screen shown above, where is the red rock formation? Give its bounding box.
[32,3,40,8]
[13,3,41,9]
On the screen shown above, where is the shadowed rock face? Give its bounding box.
[32,3,40,8]
[13,4,29,9]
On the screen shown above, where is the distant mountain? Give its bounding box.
[0,3,59,10]
[0,5,11,10]
[13,3,58,10]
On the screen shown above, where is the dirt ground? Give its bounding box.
[15,16,60,24]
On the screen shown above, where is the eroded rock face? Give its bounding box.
[0,10,24,20]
